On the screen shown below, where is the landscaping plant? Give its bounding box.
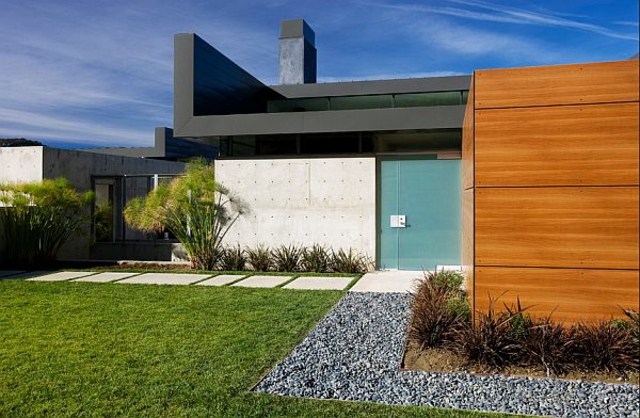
[301,244,332,272]
[124,159,248,270]
[573,319,639,374]
[272,244,303,272]
[0,178,93,266]
[219,244,246,271]
[330,248,373,273]
[246,244,272,271]
[519,315,576,376]
[452,295,524,370]
[409,270,469,348]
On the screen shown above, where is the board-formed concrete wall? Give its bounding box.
[216,158,376,258]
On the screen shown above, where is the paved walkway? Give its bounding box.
[1,270,423,293]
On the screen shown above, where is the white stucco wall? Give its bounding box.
[216,157,376,258]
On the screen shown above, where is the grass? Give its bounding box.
[0,280,510,417]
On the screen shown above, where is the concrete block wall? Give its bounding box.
[216,158,376,258]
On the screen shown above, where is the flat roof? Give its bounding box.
[270,75,471,98]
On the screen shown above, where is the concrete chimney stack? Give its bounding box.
[279,19,317,84]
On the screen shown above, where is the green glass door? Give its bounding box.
[378,157,461,270]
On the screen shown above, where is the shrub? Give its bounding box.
[409,270,469,349]
[246,244,272,271]
[453,295,524,370]
[301,244,331,273]
[124,159,248,270]
[0,178,93,266]
[621,308,639,345]
[219,245,246,271]
[272,244,302,272]
[519,316,576,376]
[330,248,373,273]
[573,320,639,374]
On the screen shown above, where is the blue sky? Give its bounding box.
[0,0,637,148]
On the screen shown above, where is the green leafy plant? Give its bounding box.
[272,244,303,272]
[409,270,470,349]
[301,244,331,273]
[246,244,272,271]
[219,245,246,271]
[124,159,248,270]
[0,178,93,266]
[330,248,373,273]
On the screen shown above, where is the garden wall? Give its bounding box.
[0,146,185,261]
[462,59,639,323]
[215,157,376,258]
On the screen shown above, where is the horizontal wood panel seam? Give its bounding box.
[476,99,639,111]
[474,264,639,272]
[476,184,640,188]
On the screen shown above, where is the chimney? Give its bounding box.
[279,19,316,84]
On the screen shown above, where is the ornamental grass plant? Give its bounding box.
[0,178,93,266]
[124,159,249,270]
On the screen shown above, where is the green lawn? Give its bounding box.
[0,280,513,417]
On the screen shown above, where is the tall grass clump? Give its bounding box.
[219,245,246,271]
[0,178,93,266]
[330,248,373,273]
[272,244,303,272]
[246,244,272,271]
[124,159,248,270]
[300,244,331,273]
[409,270,469,349]
[573,320,639,374]
[452,295,524,370]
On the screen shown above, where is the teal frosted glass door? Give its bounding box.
[379,157,461,270]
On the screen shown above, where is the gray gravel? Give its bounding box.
[255,292,639,417]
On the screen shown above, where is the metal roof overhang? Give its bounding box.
[175,105,465,138]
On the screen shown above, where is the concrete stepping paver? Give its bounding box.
[116,272,211,285]
[73,272,139,283]
[195,274,247,286]
[349,270,424,293]
[283,276,352,290]
[26,271,96,282]
[231,275,292,288]
[0,271,26,278]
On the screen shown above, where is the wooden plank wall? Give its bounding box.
[468,60,639,323]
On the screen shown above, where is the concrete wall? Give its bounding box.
[0,146,44,183]
[0,146,186,262]
[41,148,185,260]
[215,157,376,258]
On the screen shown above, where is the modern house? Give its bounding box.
[171,19,638,322]
[174,19,470,271]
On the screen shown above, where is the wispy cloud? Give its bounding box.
[0,1,278,147]
[360,0,638,41]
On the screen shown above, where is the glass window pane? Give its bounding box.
[267,98,329,112]
[330,95,393,110]
[395,92,462,107]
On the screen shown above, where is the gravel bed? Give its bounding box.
[255,292,639,417]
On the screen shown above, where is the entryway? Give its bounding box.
[378,156,461,270]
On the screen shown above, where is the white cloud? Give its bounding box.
[360,0,639,41]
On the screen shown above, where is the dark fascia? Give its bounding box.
[270,75,471,98]
[174,33,471,138]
